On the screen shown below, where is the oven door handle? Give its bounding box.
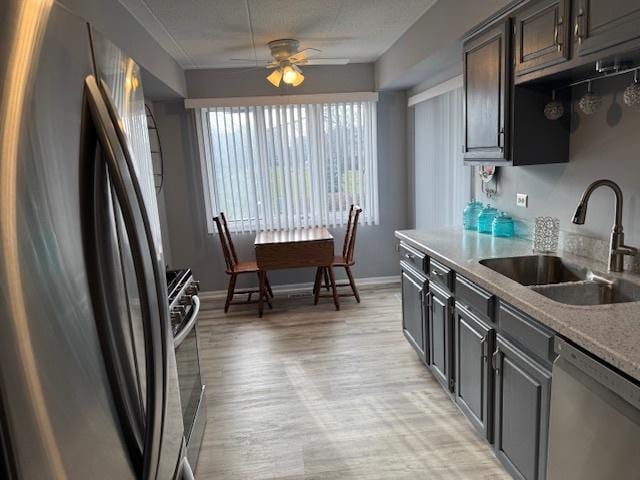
[174,296,200,348]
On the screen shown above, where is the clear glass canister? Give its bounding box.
[492,212,515,237]
[463,200,484,230]
[477,205,498,234]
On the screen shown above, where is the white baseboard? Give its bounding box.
[198,275,400,300]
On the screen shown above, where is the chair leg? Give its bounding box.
[224,274,237,313]
[258,271,266,318]
[345,266,360,303]
[313,267,323,305]
[327,266,340,311]
[323,267,330,291]
[312,266,321,295]
[265,274,274,298]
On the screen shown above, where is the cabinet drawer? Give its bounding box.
[429,258,453,290]
[399,242,427,273]
[455,275,495,321]
[498,301,554,365]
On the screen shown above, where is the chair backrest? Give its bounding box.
[342,205,362,264]
[213,213,238,272]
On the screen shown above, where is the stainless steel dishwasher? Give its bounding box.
[546,338,640,480]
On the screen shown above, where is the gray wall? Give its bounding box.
[60,0,186,97]
[474,76,640,245]
[153,90,407,292]
[374,0,512,90]
[185,63,374,99]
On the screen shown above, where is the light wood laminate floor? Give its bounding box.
[195,284,510,479]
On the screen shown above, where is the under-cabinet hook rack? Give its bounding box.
[555,65,639,91]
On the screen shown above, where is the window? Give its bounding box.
[195,98,379,233]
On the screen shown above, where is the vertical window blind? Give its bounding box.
[413,86,470,229]
[195,100,379,233]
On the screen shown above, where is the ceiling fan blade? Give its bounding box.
[228,58,271,65]
[289,47,321,63]
[302,58,350,66]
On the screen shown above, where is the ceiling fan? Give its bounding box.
[231,38,350,88]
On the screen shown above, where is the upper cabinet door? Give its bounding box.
[463,21,511,162]
[514,0,571,76]
[573,0,640,56]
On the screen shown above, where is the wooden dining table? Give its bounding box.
[254,227,339,316]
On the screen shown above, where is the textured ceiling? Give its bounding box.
[119,0,438,69]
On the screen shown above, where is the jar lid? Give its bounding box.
[493,212,513,222]
[480,204,498,214]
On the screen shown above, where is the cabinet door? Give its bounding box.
[454,305,493,441]
[573,0,640,56]
[428,284,454,391]
[401,267,428,363]
[514,0,570,76]
[493,335,551,480]
[463,20,510,161]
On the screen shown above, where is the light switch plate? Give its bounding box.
[516,193,528,208]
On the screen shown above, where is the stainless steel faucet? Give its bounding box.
[572,179,638,272]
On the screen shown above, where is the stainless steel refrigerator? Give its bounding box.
[0,1,189,478]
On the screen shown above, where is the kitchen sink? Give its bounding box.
[530,279,640,305]
[480,255,640,305]
[479,255,590,286]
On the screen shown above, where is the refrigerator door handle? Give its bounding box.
[84,74,167,480]
[178,456,195,480]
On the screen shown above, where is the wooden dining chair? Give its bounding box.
[214,212,273,314]
[313,205,363,304]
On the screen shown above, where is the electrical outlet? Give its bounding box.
[516,193,528,208]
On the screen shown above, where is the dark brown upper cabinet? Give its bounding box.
[463,21,511,162]
[514,0,571,76]
[573,0,640,57]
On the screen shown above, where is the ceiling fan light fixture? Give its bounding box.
[292,72,304,87]
[266,68,283,87]
[282,65,298,85]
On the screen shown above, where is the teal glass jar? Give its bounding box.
[492,212,515,237]
[462,200,484,230]
[477,205,498,234]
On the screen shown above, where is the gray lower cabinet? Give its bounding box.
[428,283,454,391]
[454,304,493,441]
[398,248,555,479]
[401,264,428,364]
[493,334,552,480]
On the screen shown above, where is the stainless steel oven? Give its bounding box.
[167,269,207,471]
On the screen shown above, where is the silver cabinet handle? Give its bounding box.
[404,252,414,261]
[492,348,501,373]
[554,16,563,51]
[480,335,488,362]
[425,290,433,308]
[575,9,585,44]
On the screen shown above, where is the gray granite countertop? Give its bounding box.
[395,226,640,381]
